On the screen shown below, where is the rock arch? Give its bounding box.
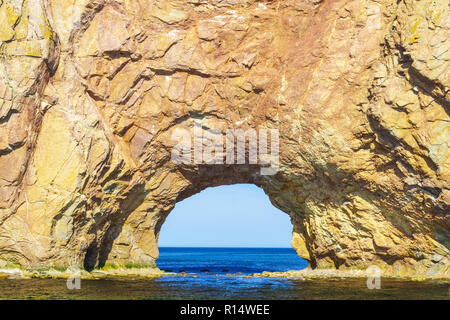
[0,0,448,277]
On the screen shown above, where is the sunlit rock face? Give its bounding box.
[0,0,448,277]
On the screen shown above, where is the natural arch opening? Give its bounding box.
[156,184,308,274]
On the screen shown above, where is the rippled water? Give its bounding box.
[157,247,309,274]
[0,276,448,300]
[0,248,448,300]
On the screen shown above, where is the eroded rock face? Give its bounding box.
[0,0,448,276]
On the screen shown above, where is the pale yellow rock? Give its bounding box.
[109,62,143,102]
[0,5,15,42]
[33,109,82,190]
[150,3,187,25]
[292,231,311,261]
[77,16,100,57]
[138,87,163,118]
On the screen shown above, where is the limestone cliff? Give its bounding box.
[0,0,448,277]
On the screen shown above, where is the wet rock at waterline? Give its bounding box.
[0,0,448,277]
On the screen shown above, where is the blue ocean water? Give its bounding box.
[157,247,309,274]
[0,248,448,299]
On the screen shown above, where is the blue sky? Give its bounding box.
[158,184,293,248]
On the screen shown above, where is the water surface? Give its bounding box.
[0,247,448,300]
[157,247,309,274]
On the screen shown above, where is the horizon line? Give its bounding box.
[158,246,293,249]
